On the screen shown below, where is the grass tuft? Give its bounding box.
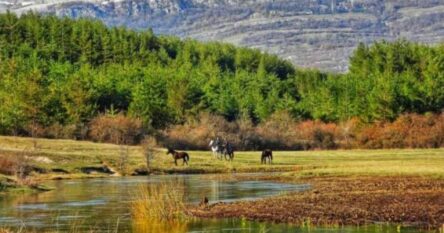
[131,180,187,221]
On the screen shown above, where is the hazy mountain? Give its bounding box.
[2,0,444,72]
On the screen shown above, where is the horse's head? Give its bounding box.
[209,140,214,147]
[166,148,174,155]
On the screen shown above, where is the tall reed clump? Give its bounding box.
[131,180,187,221]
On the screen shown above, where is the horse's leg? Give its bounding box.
[174,159,178,166]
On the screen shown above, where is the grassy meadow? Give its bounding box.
[1,136,443,179]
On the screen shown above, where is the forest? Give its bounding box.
[0,12,443,149]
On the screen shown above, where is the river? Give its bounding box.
[0,174,429,232]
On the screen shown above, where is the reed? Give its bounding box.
[131,180,187,221]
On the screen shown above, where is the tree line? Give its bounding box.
[0,12,443,144]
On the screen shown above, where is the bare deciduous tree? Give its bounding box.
[141,137,158,174]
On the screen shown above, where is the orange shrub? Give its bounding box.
[357,113,444,149]
[161,112,444,150]
[161,112,240,150]
[403,113,444,148]
[89,113,143,144]
[0,154,17,175]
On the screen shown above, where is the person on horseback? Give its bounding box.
[210,137,224,159]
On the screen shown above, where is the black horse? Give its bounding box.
[261,149,273,164]
[166,148,190,166]
[223,142,234,161]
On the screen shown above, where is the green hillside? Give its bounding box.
[0,12,443,141]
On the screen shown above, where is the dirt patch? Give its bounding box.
[26,156,53,164]
[188,177,444,229]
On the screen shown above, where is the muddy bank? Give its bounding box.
[189,177,444,229]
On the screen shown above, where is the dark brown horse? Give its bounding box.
[167,148,190,166]
[223,142,234,161]
[261,149,273,164]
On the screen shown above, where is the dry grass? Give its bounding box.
[131,180,187,221]
[190,177,444,229]
[1,136,444,179]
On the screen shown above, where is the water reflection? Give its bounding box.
[132,220,189,233]
[0,175,431,233]
[0,174,308,231]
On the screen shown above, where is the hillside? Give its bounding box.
[1,13,444,143]
[2,0,444,72]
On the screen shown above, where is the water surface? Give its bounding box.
[0,174,431,232]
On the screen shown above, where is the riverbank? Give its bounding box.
[0,175,53,194]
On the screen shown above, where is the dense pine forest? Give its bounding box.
[0,13,443,149]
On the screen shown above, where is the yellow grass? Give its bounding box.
[131,180,187,221]
[0,136,444,179]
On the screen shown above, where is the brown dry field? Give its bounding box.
[189,176,444,229]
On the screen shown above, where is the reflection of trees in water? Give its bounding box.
[211,180,220,201]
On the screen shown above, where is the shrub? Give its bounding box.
[162,112,237,150]
[357,123,385,149]
[45,123,76,139]
[161,112,444,150]
[89,113,143,144]
[357,113,444,149]
[0,151,33,179]
[0,155,17,176]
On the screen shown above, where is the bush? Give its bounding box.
[0,155,17,176]
[161,112,237,150]
[45,123,76,139]
[88,113,143,144]
[162,112,444,150]
[357,113,444,149]
[0,152,33,179]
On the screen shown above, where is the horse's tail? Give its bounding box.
[185,153,190,161]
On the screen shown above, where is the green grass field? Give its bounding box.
[1,136,444,179]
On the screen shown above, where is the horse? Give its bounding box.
[209,139,224,160]
[223,142,234,161]
[166,148,190,166]
[261,149,273,164]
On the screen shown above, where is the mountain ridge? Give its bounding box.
[2,0,444,72]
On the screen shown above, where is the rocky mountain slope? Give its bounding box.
[2,0,444,72]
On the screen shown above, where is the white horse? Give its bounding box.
[209,139,223,160]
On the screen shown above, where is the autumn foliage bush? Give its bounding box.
[162,112,444,150]
[162,112,343,150]
[88,113,143,144]
[0,154,17,176]
[358,113,444,149]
